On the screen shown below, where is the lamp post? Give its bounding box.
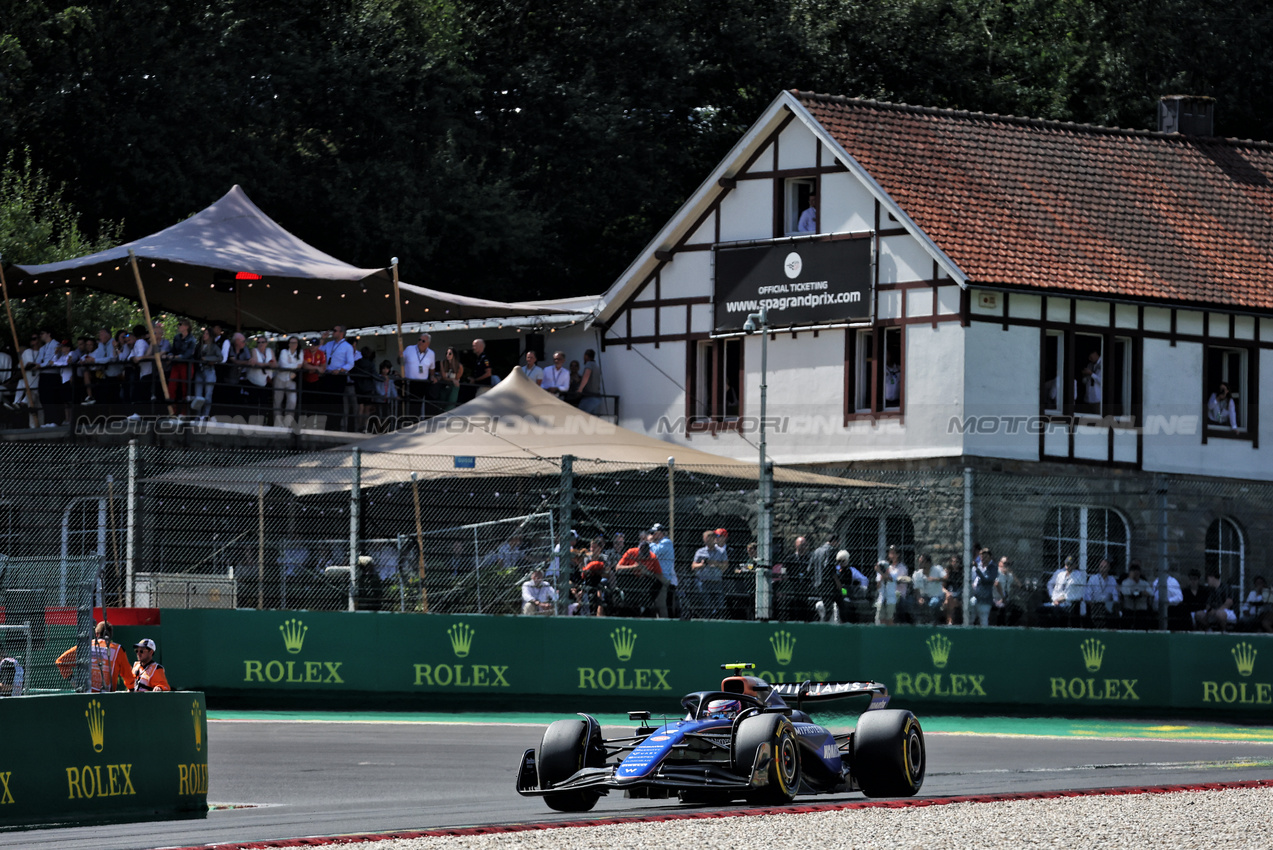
[743,308,772,621]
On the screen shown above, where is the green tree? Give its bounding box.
[0,150,142,340]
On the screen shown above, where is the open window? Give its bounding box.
[1044,331,1133,418]
[688,338,742,427]
[783,178,816,236]
[1204,345,1250,436]
[846,326,903,418]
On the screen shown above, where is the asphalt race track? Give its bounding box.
[5,715,1273,850]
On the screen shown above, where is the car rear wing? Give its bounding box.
[769,680,890,711]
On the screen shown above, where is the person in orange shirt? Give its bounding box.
[130,638,170,692]
[55,621,135,693]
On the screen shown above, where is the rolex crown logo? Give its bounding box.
[279,618,308,654]
[192,701,204,752]
[86,699,106,753]
[926,634,952,669]
[1080,638,1106,673]
[611,627,638,662]
[770,630,796,666]
[1232,642,1257,678]
[448,623,475,658]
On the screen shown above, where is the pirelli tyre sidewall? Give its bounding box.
[538,718,602,812]
[853,709,925,798]
[734,712,802,805]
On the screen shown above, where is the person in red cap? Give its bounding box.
[131,638,170,692]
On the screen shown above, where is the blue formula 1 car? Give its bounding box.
[515,663,925,811]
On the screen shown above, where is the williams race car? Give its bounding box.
[516,663,925,811]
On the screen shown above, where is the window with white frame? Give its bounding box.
[1042,331,1068,414]
[783,178,816,235]
[1204,345,1248,433]
[689,338,742,422]
[1205,517,1244,585]
[847,327,903,417]
[1042,505,1129,576]
[1044,331,1133,417]
[840,515,916,576]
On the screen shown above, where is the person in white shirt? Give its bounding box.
[541,351,571,396]
[1049,556,1087,626]
[401,333,437,413]
[521,568,557,615]
[1081,349,1102,405]
[1207,383,1238,431]
[1085,558,1120,624]
[797,196,817,233]
[247,336,276,412]
[873,560,897,625]
[521,350,544,386]
[128,324,153,408]
[274,336,303,427]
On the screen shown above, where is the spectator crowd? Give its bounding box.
[0,322,609,432]
[492,525,1271,633]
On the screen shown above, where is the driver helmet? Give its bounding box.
[705,698,743,720]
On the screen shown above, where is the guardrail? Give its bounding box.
[158,608,1273,718]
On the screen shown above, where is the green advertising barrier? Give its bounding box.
[159,609,1272,718]
[0,691,208,828]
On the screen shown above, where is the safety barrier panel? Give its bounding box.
[159,609,1272,717]
[0,691,208,828]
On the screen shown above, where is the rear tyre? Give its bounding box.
[733,713,802,805]
[853,709,925,797]
[539,718,602,812]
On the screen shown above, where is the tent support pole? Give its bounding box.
[0,259,37,420]
[411,472,429,613]
[391,258,405,364]
[127,250,175,416]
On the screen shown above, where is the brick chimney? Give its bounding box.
[1159,95,1215,136]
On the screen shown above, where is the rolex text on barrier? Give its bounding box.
[158,609,1271,717]
[0,691,208,828]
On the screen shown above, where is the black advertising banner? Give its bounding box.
[714,237,872,331]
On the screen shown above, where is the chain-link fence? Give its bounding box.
[0,555,100,696]
[0,442,1269,636]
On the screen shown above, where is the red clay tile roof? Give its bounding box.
[795,91,1273,312]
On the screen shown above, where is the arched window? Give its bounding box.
[840,515,916,574]
[1043,506,1129,574]
[1205,517,1245,586]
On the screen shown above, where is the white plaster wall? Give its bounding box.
[961,322,1040,461]
[718,181,771,242]
[820,172,874,234]
[878,234,932,284]
[608,341,690,437]
[777,122,819,170]
[1140,340,1272,480]
[660,251,713,299]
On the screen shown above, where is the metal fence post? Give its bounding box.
[349,447,361,612]
[1157,473,1170,630]
[963,467,973,628]
[126,440,137,607]
[558,455,574,612]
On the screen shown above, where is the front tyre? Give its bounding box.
[853,709,925,797]
[733,713,802,805]
[538,718,602,812]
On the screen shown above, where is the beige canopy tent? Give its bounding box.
[4,185,574,332]
[178,368,875,496]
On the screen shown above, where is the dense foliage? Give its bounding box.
[2,0,1270,304]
